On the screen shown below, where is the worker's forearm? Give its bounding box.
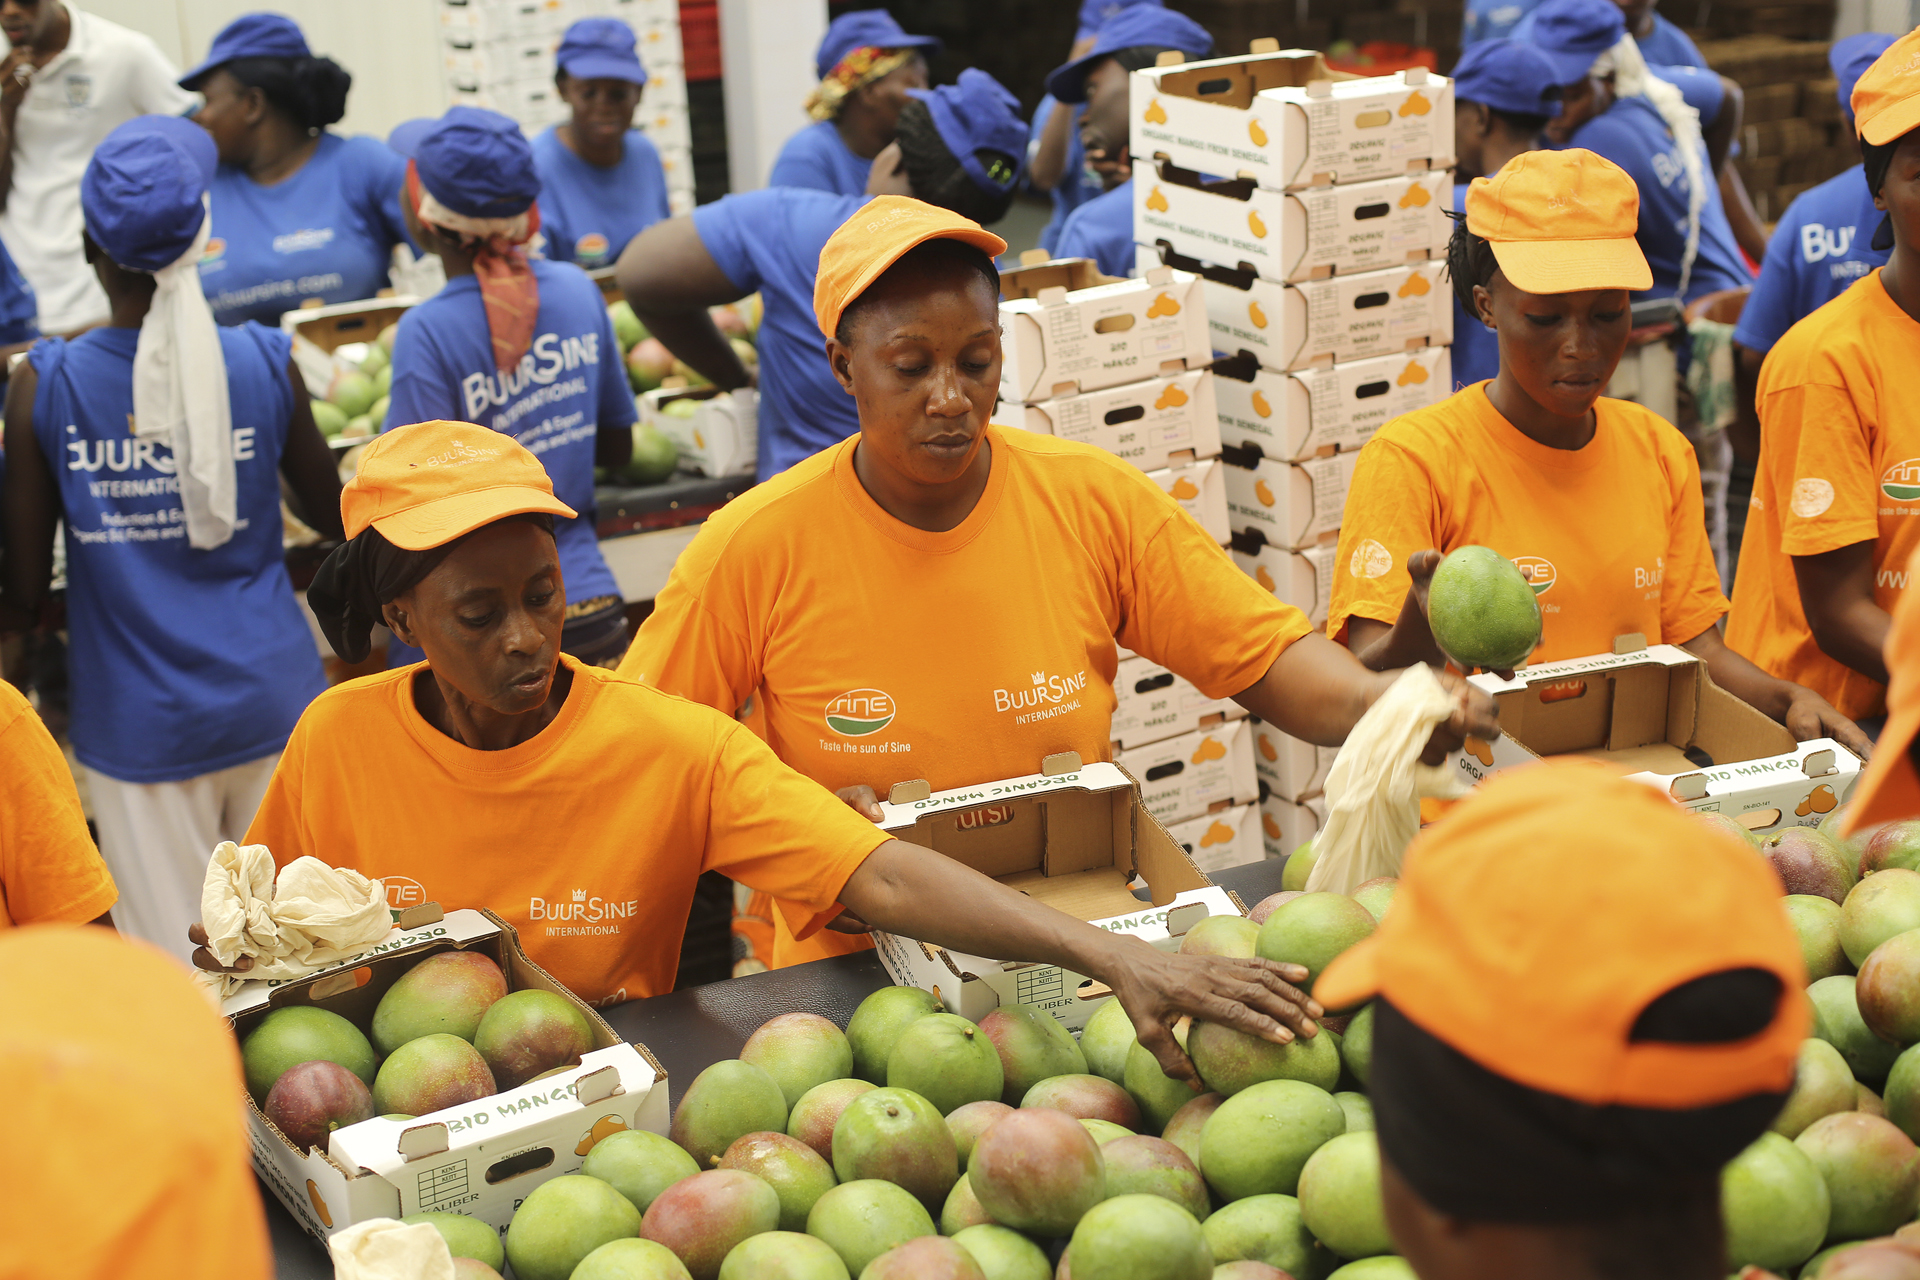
[1233,631,1391,747]
[1346,583,1448,676]
[1806,600,1893,686]
[0,105,18,216]
[637,311,750,391]
[1030,105,1076,192]
[1686,626,1799,721]
[1721,167,1769,265]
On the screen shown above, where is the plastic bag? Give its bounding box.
[1306,665,1472,894]
[328,1218,455,1280]
[196,842,391,999]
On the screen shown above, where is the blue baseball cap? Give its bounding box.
[82,115,217,271]
[386,117,436,159]
[909,68,1028,196]
[1526,0,1627,85]
[412,107,541,220]
[1076,0,1164,43]
[1833,32,1898,125]
[555,16,648,86]
[815,9,940,80]
[179,12,310,90]
[1046,6,1214,104]
[1450,39,1564,117]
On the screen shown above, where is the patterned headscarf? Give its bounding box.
[406,160,542,374]
[806,47,918,121]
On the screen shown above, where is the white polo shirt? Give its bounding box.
[0,6,195,332]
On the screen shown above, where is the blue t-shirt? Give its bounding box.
[531,126,672,270]
[768,120,872,197]
[0,236,35,345]
[693,187,866,480]
[1653,64,1725,125]
[1558,98,1750,303]
[1464,0,1539,44]
[1450,184,1501,390]
[1055,179,1136,280]
[1031,95,1105,256]
[383,258,632,616]
[30,324,324,782]
[199,133,411,326]
[1636,14,1707,68]
[1733,166,1887,355]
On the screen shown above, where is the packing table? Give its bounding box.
[263,858,1291,1276]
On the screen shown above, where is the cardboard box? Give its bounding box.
[1010,368,1221,472]
[1112,653,1245,750]
[229,908,669,1246]
[1135,166,1451,283]
[1169,802,1266,873]
[1222,447,1356,549]
[1233,538,1338,627]
[868,760,1243,1030]
[1130,50,1453,190]
[1116,718,1260,828]
[1261,793,1326,858]
[1450,644,1864,832]
[1146,455,1230,545]
[1253,719,1336,803]
[640,385,757,478]
[1195,255,1452,371]
[1213,348,1450,461]
[999,264,1210,404]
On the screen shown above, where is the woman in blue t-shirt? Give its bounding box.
[0,116,342,961]
[768,9,937,197]
[530,17,672,271]
[179,13,412,326]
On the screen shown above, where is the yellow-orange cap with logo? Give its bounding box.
[1316,760,1806,1109]
[1464,147,1653,295]
[813,194,1008,340]
[341,419,576,550]
[1845,546,1920,830]
[1853,27,1920,146]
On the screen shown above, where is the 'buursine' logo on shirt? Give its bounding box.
[576,233,610,262]
[1883,459,1920,501]
[992,669,1089,714]
[1512,556,1556,596]
[272,227,336,254]
[825,688,896,736]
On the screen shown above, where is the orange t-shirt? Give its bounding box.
[0,680,116,928]
[1727,271,1920,721]
[1329,384,1727,661]
[621,426,1312,967]
[247,656,891,1007]
[0,924,271,1278]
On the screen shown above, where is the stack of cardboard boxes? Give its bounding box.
[997,259,1266,873]
[435,0,696,215]
[1708,37,1847,224]
[1126,45,1457,858]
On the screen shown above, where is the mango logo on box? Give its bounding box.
[1169,476,1199,500]
[306,1180,332,1228]
[1463,737,1495,767]
[1248,118,1269,147]
[576,1113,628,1156]
[1199,821,1235,848]
[1350,538,1393,580]
[1248,301,1268,329]
[1248,210,1268,239]
[1146,292,1182,319]
[1262,811,1282,839]
[1254,478,1276,508]
[1398,183,1431,209]
[1154,383,1189,410]
[1397,272,1431,298]
[1796,784,1839,818]
[1881,458,1920,500]
[1146,185,1171,213]
[693,428,707,449]
[1193,736,1228,764]
[1396,360,1429,386]
[1258,732,1278,762]
[825,688,896,737]
[1250,390,1273,418]
[1255,564,1277,592]
[1144,97,1168,124]
[1512,555,1556,596]
[1399,90,1431,116]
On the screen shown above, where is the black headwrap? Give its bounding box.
[307,515,555,663]
[1371,980,1789,1224]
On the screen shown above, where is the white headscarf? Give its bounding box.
[130,193,233,550]
[1594,36,1709,301]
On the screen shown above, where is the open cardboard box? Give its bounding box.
[1222,444,1355,550]
[227,908,668,1246]
[1000,255,1120,300]
[1146,455,1231,545]
[1129,47,1454,191]
[283,295,419,404]
[1451,643,1863,829]
[999,264,1210,405]
[1135,162,1451,284]
[1112,653,1245,750]
[869,758,1243,1031]
[640,384,757,478]
[1214,348,1450,461]
[1007,367,1221,472]
[1233,537,1338,628]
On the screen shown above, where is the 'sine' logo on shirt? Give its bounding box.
[825,688,896,736]
[1882,459,1920,501]
[1512,556,1557,596]
[575,233,610,261]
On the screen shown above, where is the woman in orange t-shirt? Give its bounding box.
[189,419,1329,1080]
[1331,149,1867,756]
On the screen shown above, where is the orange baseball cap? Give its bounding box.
[1844,548,1920,831]
[813,194,1007,340]
[1464,148,1653,295]
[1853,27,1920,146]
[341,420,575,550]
[1317,761,1807,1109]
